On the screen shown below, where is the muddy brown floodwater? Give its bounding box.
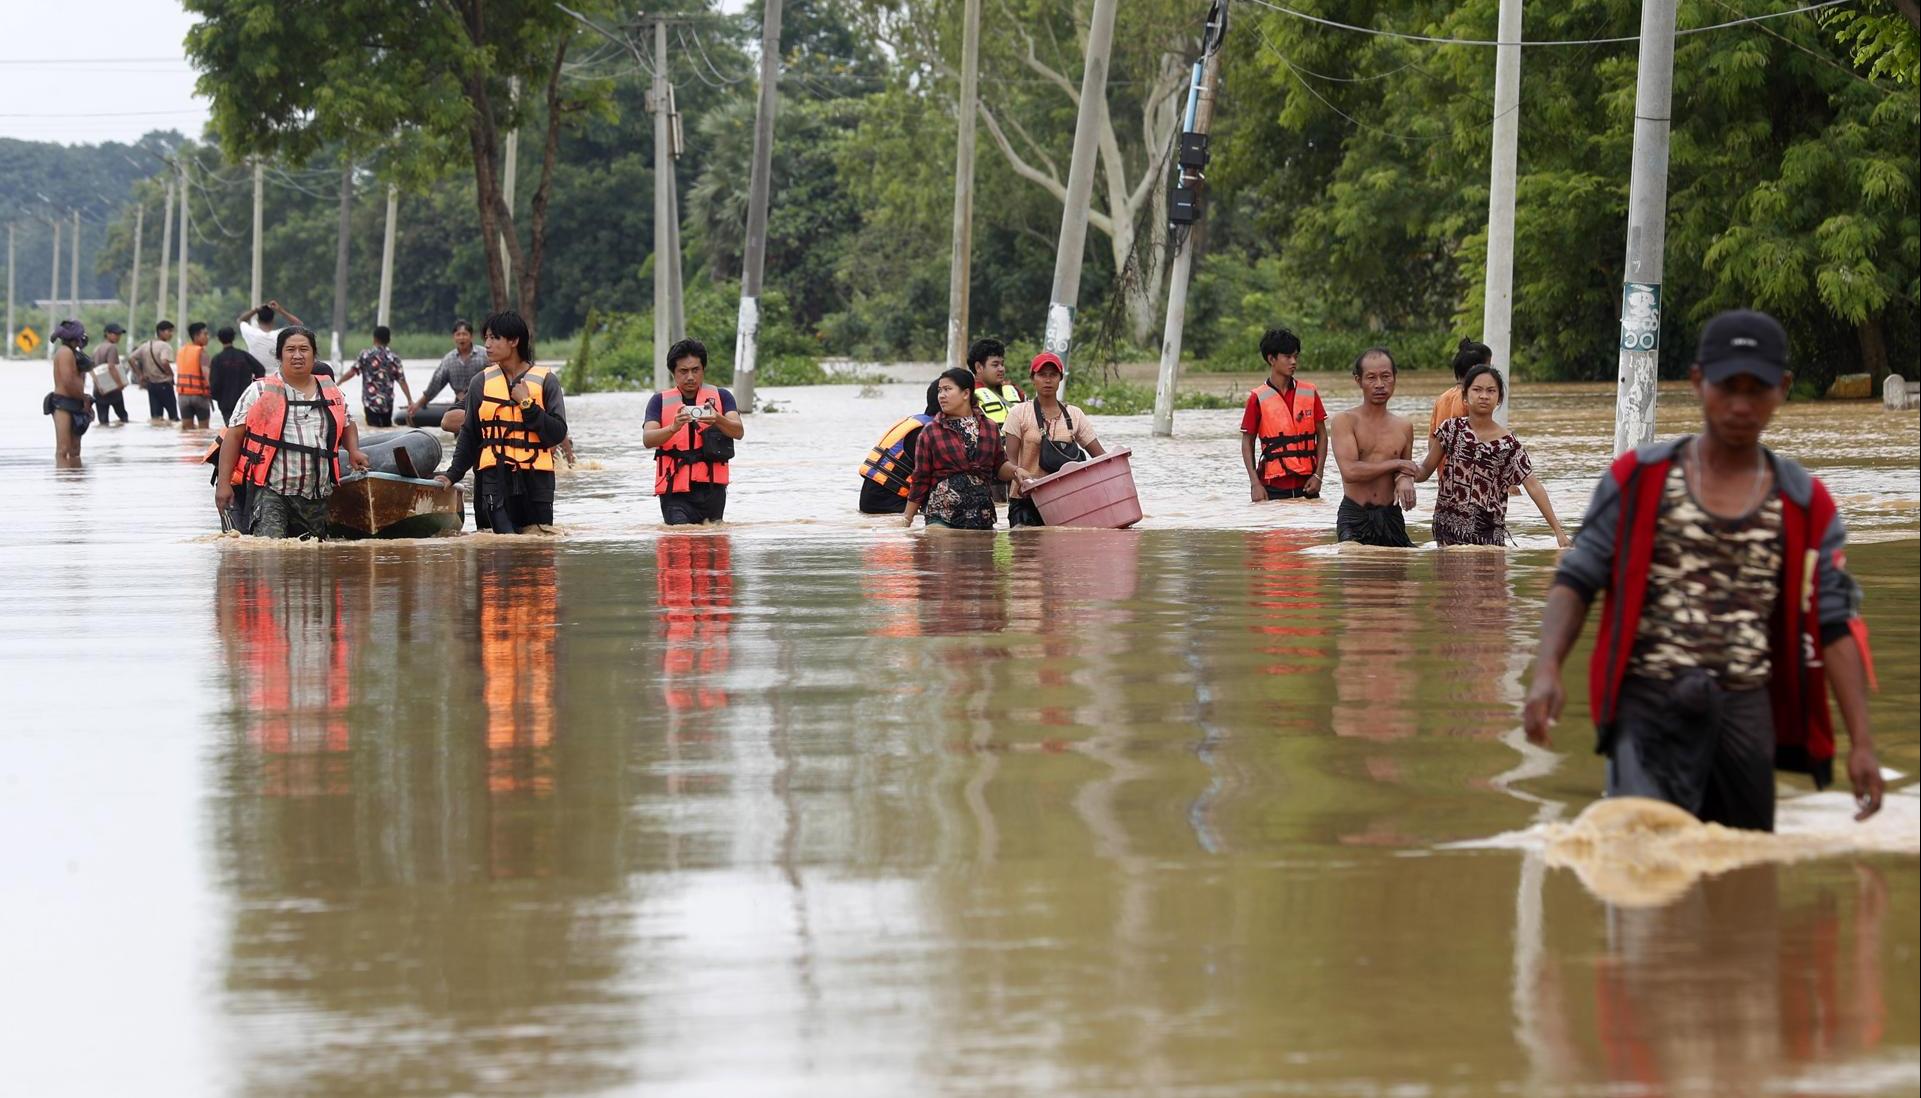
[2,362,1916,1096]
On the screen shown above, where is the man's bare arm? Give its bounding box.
[1825,634,1883,819]
[1521,585,1592,744]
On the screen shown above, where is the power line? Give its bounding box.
[1232,0,1853,47]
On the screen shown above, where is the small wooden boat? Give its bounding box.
[327,472,465,539]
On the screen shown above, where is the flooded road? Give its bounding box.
[2,362,1917,1096]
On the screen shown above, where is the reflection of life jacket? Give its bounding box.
[228,567,352,797]
[237,375,348,489]
[658,535,732,711]
[655,385,731,495]
[859,414,935,498]
[476,365,555,472]
[481,553,558,795]
[176,344,210,397]
[1253,380,1320,480]
[974,382,1023,425]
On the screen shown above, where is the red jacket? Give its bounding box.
[1553,437,1872,789]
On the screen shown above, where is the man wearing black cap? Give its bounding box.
[1522,309,1884,832]
[92,322,130,425]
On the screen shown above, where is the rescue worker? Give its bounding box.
[213,326,371,539]
[176,321,214,428]
[643,338,744,525]
[1240,327,1328,501]
[435,311,568,534]
[968,337,1024,425]
[858,380,941,515]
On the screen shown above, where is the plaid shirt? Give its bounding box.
[908,413,1005,508]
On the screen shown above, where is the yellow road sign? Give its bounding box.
[14,326,41,355]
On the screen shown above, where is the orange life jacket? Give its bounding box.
[476,365,557,473]
[237,375,348,489]
[858,414,935,499]
[655,385,732,495]
[176,344,210,397]
[1253,379,1320,481]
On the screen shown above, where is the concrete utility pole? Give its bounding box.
[69,209,80,320]
[944,0,982,376]
[666,152,686,341]
[127,200,143,342]
[378,183,398,328]
[1481,0,1523,427]
[175,159,189,349]
[502,77,520,299]
[6,223,13,356]
[250,159,263,306]
[1152,2,1228,438]
[48,219,61,355]
[331,165,351,363]
[733,0,783,412]
[652,16,672,391]
[154,178,173,333]
[1041,0,1120,369]
[1613,0,1678,456]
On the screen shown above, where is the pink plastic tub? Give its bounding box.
[1025,447,1143,528]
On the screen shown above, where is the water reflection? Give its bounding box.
[212,547,639,1095]
[657,533,733,713]
[1524,866,1899,1095]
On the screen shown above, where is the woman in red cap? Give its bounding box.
[1003,351,1105,527]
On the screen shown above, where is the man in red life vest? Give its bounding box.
[642,339,745,525]
[214,326,370,539]
[1523,310,1883,830]
[1240,327,1329,502]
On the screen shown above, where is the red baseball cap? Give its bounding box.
[1029,351,1066,377]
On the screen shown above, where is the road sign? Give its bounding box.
[14,326,41,355]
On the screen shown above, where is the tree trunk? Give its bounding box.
[1857,312,1889,388]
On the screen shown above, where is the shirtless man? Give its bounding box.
[1328,346,1419,547]
[46,320,94,467]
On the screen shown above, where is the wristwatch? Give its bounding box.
[517,396,535,411]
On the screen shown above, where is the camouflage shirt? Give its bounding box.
[1628,463,1783,688]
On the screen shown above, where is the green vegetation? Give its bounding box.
[10,0,1916,395]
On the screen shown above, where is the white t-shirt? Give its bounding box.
[239,321,280,372]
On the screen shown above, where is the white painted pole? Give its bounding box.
[944,0,981,376]
[126,202,142,342]
[378,183,398,328]
[1613,0,1678,456]
[1482,0,1523,427]
[1041,0,1119,370]
[250,159,263,307]
[153,178,173,334]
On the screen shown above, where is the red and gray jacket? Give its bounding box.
[1552,436,1873,789]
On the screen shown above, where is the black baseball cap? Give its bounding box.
[103,322,125,335]
[1696,309,1788,385]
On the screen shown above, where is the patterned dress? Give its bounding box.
[1628,463,1783,688]
[1431,417,1535,546]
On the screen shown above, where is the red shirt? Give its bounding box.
[1240,381,1328,489]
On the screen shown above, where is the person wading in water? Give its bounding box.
[1004,351,1104,527]
[436,312,568,534]
[1328,347,1420,547]
[1412,363,1568,548]
[1240,326,1328,502]
[643,338,743,526]
[46,319,94,467]
[1523,309,1884,830]
[903,367,1037,530]
[214,326,370,538]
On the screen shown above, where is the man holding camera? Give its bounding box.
[642,338,744,525]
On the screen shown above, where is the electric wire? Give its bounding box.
[1232,0,1855,47]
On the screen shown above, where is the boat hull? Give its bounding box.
[327,472,465,539]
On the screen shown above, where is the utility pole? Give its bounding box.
[331,164,351,363]
[378,183,398,328]
[1482,0,1523,427]
[175,158,189,349]
[944,0,981,376]
[502,77,519,299]
[250,158,263,306]
[154,178,173,333]
[47,219,60,356]
[127,200,143,342]
[666,145,686,341]
[733,0,783,412]
[5,223,13,356]
[1151,2,1227,438]
[652,16,672,391]
[1041,0,1120,370]
[1613,0,1678,456]
[69,209,80,321]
